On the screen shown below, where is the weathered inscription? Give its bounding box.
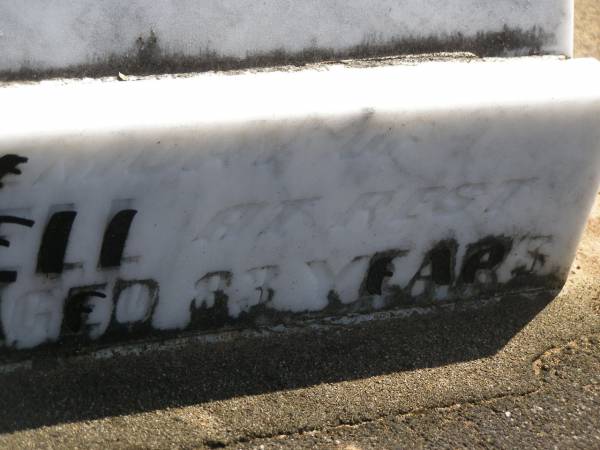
[62,285,107,338]
[0,152,561,350]
[460,236,512,284]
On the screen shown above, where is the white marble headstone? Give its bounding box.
[0,0,573,78]
[1,57,599,349]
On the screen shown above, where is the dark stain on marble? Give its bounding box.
[0,25,553,82]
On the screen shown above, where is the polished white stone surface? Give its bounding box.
[0,0,574,75]
[1,57,599,349]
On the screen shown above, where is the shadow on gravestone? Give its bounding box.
[0,289,552,433]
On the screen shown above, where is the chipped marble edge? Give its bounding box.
[0,25,566,83]
[0,54,568,88]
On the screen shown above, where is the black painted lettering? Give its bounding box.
[361,250,406,296]
[428,241,457,285]
[0,215,35,283]
[63,289,106,335]
[0,154,28,188]
[459,236,512,284]
[37,211,77,274]
[112,279,159,327]
[99,209,137,268]
[0,271,16,284]
[413,240,457,288]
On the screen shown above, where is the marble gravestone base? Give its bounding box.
[0,0,573,79]
[1,57,600,350]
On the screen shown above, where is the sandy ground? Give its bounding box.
[575,0,600,59]
[0,2,599,449]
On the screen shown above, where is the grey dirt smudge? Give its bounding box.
[1,26,552,82]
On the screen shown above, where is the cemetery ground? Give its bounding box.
[1,1,599,448]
